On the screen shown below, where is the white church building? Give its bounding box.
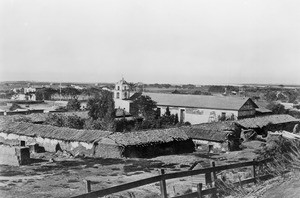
[113,79,259,124]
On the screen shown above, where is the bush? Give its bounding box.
[44,114,85,129]
[66,99,81,111]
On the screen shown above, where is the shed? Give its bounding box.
[236,114,300,133]
[183,121,239,152]
[109,127,195,158]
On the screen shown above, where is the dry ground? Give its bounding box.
[0,143,262,198]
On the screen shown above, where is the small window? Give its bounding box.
[124,92,127,98]
[117,86,120,90]
[116,92,120,99]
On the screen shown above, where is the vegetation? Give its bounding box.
[266,102,288,114]
[130,95,157,120]
[36,88,57,100]
[44,114,85,129]
[86,91,115,120]
[66,99,81,111]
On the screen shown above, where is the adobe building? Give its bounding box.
[113,78,259,124]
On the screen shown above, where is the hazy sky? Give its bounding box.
[1,0,300,84]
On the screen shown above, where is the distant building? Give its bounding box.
[11,87,36,101]
[145,92,258,124]
[113,78,259,124]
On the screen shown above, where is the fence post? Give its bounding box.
[252,159,257,184]
[205,172,212,188]
[211,161,217,181]
[159,169,167,198]
[210,162,217,198]
[197,183,202,198]
[84,180,91,193]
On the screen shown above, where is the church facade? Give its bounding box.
[113,78,132,113]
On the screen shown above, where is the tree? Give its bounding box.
[44,114,85,129]
[66,99,81,111]
[64,115,85,129]
[266,102,288,114]
[44,114,65,127]
[86,90,115,120]
[265,91,277,102]
[165,106,171,116]
[36,88,57,100]
[82,87,102,97]
[61,87,81,99]
[131,95,157,120]
[127,82,136,91]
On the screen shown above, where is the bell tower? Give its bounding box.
[114,78,130,100]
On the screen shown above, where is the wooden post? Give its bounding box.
[211,161,217,181]
[159,169,167,198]
[84,180,91,193]
[197,183,202,198]
[252,159,257,184]
[205,172,212,188]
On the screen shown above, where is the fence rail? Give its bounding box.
[71,158,272,198]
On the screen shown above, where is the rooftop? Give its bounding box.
[144,92,258,111]
[183,121,236,142]
[236,114,300,129]
[0,120,190,146]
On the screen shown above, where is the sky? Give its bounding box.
[1,0,300,85]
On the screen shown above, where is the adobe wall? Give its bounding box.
[193,139,228,153]
[0,145,30,166]
[158,106,238,124]
[0,132,95,157]
[114,99,131,113]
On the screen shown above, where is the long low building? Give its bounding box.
[0,121,194,158]
[236,114,300,132]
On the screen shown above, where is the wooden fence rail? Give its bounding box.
[71,158,272,198]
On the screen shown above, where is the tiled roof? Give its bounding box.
[109,127,189,146]
[144,93,257,111]
[183,121,236,142]
[255,107,272,113]
[0,120,111,143]
[0,121,189,145]
[236,114,300,129]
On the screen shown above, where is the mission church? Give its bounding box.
[113,78,259,124]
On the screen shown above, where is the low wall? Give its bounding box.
[193,139,227,153]
[0,145,30,166]
[0,132,120,158]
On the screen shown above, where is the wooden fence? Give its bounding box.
[71,158,272,198]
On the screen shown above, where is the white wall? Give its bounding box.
[114,99,132,112]
[158,106,238,124]
[193,139,227,152]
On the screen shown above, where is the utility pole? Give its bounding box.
[60,82,62,101]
